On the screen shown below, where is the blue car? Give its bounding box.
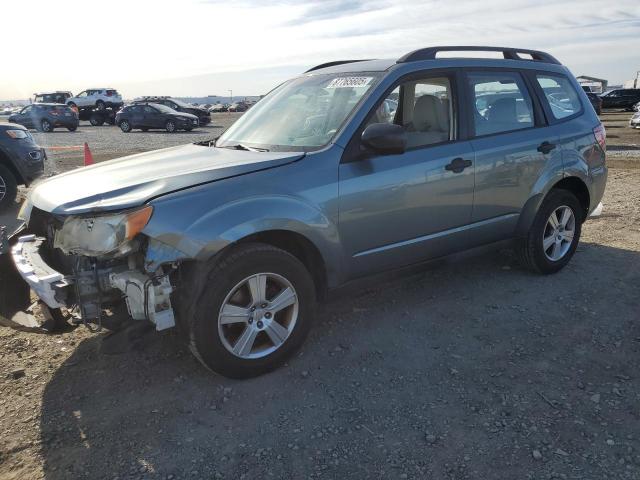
[12,46,606,378]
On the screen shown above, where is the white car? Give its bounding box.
[67,88,123,110]
[630,111,640,129]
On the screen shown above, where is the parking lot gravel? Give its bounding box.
[0,111,639,480]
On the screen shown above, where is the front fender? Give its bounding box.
[144,195,343,285]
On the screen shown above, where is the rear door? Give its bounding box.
[464,70,562,238]
[129,105,145,127]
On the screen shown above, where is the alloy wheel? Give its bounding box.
[542,205,575,261]
[0,175,6,202]
[217,272,299,359]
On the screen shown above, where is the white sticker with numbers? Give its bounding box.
[326,77,373,89]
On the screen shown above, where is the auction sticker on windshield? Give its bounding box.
[326,77,373,89]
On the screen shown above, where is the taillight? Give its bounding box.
[593,124,606,151]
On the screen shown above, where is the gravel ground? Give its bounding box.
[0,110,639,480]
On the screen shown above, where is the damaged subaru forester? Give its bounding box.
[5,47,607,378]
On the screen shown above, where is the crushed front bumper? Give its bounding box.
[11,235,71,309]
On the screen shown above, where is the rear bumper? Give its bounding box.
[11,235,71,309]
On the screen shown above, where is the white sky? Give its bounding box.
[2,0,639,100]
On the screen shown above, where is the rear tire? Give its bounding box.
[141,128,149,132]
[0,164,18,211]
[185,243,316,379]
[119,120,132,133]
[67,125,77,132]
[89,114,104,126]
[516,189,583,274]
[96,100,105,111]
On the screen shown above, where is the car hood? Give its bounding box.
[28,144,304,215]
[173,112,198,120]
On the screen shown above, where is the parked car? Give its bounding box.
[8,103,79,132]
[0,123,45,210]
[115,103,199,133]
[585,92,602,115]
[599,89,640,110]
[132,96,211,126]
[209,103,228,112]
[633,101,640,112]
[67,88,123,110]
[228,102,248,112]
[10,46,606,379]
[1,106,14,115]
[630,111,640,129]
[33,91,72,104]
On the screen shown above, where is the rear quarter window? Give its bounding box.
[536,74,582,120]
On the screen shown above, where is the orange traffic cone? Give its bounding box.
[83,142,94,166]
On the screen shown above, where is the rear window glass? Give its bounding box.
[467,72,534,136]
[536,75,582,120]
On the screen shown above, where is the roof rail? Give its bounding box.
[397,46,561,65]
[304,59,372,73]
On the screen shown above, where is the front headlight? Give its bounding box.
[53,206,153,257]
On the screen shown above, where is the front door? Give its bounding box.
[17,106,34,128]
[339,72,475,278]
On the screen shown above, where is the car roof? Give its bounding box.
[32,103,68,106]
[305,46,565,75]
[34,91,72,95]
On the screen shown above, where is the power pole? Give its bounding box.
[229,90,233,103]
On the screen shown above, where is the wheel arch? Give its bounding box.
[516,175,590,236]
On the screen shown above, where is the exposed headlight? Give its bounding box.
[54,206,153,257]
[5,129,29,139]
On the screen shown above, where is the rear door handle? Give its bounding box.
[537,141,557,154]
[445,157,472,174]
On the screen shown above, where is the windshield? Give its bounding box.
[216,72,381,151]
[171,98,192,108]
[152,103,178,114]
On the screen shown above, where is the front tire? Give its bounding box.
[517,189,583,274]
[186,243,316,379]
[0,164,18,211]
[67,125,77,132]
[96,100,105,110]
[165,120,176,133]
[40,119,53,132]
[119,120,132,132]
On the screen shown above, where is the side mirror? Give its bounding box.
[361,123,407,155]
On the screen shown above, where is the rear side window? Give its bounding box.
[536,74,582,120]
[467,72,534,136]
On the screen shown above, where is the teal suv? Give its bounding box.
[12,46,606,378]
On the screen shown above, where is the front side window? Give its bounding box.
[217,72,381,151]
[467,72,534,136]
[367,77,454,149]
[536,74,582,120]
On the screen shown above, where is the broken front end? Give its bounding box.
[5,204,179,331]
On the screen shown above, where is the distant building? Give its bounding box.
[623,72,640,89]
[576,75,608,93]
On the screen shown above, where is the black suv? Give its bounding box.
[600,89,640,110]
[0,123,45,209]
[116,103,199,133]
[8,104,79,132]
[133,96,211,126]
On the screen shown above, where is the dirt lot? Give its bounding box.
[0,111,639,480]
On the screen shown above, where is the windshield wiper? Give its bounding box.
[220,143,270,152]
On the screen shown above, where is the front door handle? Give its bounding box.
[537,141,557,154]
[445,157,472,174]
